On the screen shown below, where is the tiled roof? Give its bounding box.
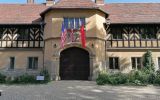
[40,0,107,16]
[104,3,160,24]
[0,1,160,24]
[53,0,98,8]
[0,4,48,24]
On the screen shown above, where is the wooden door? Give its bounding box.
[60,47,90,80]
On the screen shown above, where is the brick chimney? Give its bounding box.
[95,0,104,5]
[27,0,34,4]
[46,0,55,6]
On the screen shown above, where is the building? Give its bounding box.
[0,0,159,80]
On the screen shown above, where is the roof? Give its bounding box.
[0,2,160,24]
[40,0,108,16]
[104,3,160,24]
[53,0,98,8]
[0,4,48,24]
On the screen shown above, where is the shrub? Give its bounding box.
[154,71,160,85]
[134,80,142,85]
[17,74,37,84]
[148,72,156,84]
[154,75,160,85]
[96,70,158,86]
[156,70,160,76]
[40,69,50,83]
[4,69,50,84]
[108,73,128,85]
[142,50,155,72]
[0,73,6,83]
[135,71,148,84]
[96,72,109,85]
[127,71,146,85]
[96,72,128,85]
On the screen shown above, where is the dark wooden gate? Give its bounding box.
[60,47,90,80]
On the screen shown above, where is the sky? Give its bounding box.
[0,0,160,4]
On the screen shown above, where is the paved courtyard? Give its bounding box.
[0,81,160,100]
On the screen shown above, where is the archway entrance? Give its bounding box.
[60,47,90,80]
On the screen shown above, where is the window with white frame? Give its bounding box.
[64,17,85,29]
[109,57,119,69]
[131,57,142,70]
[158,57,160,69]
[9,57,15,70]
[28,57,38,70]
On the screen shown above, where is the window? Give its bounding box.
[64,17,85,29]
[9,57,15,70]
[28,57,38,70]
[0,28,3,39]
[109,57,119,69]
[140,27,156,39]
[131,57,142,70]
[158,57,160,69]
[111,27,122,39]
[18,28,29,40]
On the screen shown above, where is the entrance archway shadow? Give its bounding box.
[60,47,90,80]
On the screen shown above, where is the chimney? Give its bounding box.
[27,0,34,4]
[46,0,55,6]
[95,0,104,5]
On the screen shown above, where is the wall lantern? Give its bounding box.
[54,44,57,48]
[91,43,94,48]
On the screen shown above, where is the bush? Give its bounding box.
[96,70,158,86]
[153,71,160,85]
[96,72,109,85]
[0,69,50,84]
[16,74,37,84]
[96,72,128,85]
[154,75,160,85]
[108,73,128,85]
[148,72,156,84]
[142,50,155,72]
[0,73,6,83]
[134,71,148,84]
[40,69,50,83]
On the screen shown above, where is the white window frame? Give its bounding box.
[27,57,38,70]
[131,57,142,70]
[109,57,119,70]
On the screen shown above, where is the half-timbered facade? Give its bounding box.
[0,0,160,80]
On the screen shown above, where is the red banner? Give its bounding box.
[80,25,86,48]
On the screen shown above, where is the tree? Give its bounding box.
[143,50,155,72]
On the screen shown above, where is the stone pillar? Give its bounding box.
[52,56,60,81]
[89,55,95,80]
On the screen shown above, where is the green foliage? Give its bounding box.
[0,73,6,83]
[96,70,158,86]
[148,72,156,84]
[123,70,148,85]
[154,70,160,85]
[108,73,128,85]
[6,74,37,84]
[154,75,160,85]
[96,72,128,85]
[142,50,155,72]
[40,69,50,83]
[18,74,37,84]
[96,72,109,85]
[134,71,148,84]
[0,69,50,84]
